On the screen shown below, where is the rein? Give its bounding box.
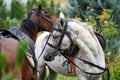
[61,53,110,80]
[37,23,72,60]
[47,21,73,52]
[38,34,52,60]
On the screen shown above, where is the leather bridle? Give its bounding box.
[47,21,73,52]
[38,21,73,59]
[29,9,53,31]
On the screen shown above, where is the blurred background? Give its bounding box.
[0,0,120,79]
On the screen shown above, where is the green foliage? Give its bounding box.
[104,53,120,80]
[0,1,9,28]
[26,0,34,12]
[16,39,29,67]
[1,72,18,80]
[36,0,59,17]
[9,0,25,20]
[112,54,120,80]
[1,16,21,29]
[0,0,59,29]
[0,1,8,19]
[63,0,120,54]
[0,0,23,29]
[0,53,6,72]
[57,74,77,80]
[48,0,55,15]
[97,10,118,54]
[63,0,120,22]
[80,9,118,54]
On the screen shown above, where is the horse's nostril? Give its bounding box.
[49,55,53,59]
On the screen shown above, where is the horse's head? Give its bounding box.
[43,19,72,61]
[28,5,56,31]
[43,19,105,64]
[20,5,56,42]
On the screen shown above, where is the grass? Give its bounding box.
[57,74,77,80]
[46,68,77,80]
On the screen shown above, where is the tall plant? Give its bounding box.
[0,0,25,29]
[0,0,9,28]
[9,0,25,20]
[35,0,59,17]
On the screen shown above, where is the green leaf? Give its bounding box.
[0,53,7,72]
[97,0,104,9]
[15,39,29,67]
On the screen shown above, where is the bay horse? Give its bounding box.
[0,5,56,80]
[35,18,108,80]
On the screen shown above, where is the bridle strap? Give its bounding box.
[30,19,49,31]
[47,42,62,51]
[31,10,53,31]
[41,16,53,26]
[47,21,73,52]
[38,34,52,60]
[55,21,73,49]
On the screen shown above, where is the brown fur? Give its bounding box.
[0,37,37,80]
[0,37,21,79]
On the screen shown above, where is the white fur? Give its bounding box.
[59,12,65,18]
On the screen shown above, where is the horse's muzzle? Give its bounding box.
[44,54,55,61]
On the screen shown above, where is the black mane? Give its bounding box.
[20,19,36,39]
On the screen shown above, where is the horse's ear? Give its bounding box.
[59,12,65,27]
[32,4,37,9]
[38,5,42,9]
[37,5,42,12]
[59,12,65,18]
[60,18,64,27]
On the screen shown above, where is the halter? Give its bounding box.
[38,21,73,60]
[47,21,73,52]
[29,9,53,31]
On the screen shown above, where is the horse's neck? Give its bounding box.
[35,32,50,60]
[67,21,105,67]
[21,28,38,43]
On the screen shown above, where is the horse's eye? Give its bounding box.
[47,14,51,18]
[53,35,59,39]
